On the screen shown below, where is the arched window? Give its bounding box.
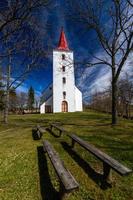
[62,54,65,60]
[62,101,68,112]
[63,77,66,84]
[63,91,66,99]
[62,66,65,72]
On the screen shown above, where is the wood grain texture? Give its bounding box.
[37,125,46,134]
[68,134,132,176]
[50,123,67,135]
[43,140,79,192]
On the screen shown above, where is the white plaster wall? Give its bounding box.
[45,96,53,107]
[75,86,83,111]
[40,102,45,114]
[40,96,53,113]
[53,50,75,112]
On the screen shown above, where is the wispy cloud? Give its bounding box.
[77,49,133,103]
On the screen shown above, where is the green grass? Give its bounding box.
[0,111,133,200]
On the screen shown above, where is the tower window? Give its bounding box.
[63,91,66,99]
[62,54,65,60]
[62,66,65,72]
[63,77,66,84]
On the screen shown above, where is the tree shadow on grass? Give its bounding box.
[37,146,59,200]
[94,122,112,127]
[61,142,112,190]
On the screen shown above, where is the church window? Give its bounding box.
[63,77,66,84]
[62,54,65,60]
[62,66,65,72]
[63,91,66,99]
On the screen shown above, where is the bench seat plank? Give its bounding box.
[37,125,46,134]
[43,140,79,192]
[51,124,65,132]
[69,134,132,176]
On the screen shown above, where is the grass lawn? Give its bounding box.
[0,111,133,200]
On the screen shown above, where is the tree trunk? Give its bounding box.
[3,90,9,124]
[112,70,118,125]
[128,102,131,119]
[3,59,11,124]
[125,103,129,119]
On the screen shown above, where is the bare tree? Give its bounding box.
[127,0,133,7]
[0,0,50,43]
[9,87,17,113]
[0,66,4,112]
[69,0,133,124]
[118,74,133,118]
[88,74,133,119]
[90,89,112,113]
[17,92,27,112]
[0,0,51,123]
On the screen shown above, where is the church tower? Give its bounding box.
[40,28,83,114]
[53,28,76,112]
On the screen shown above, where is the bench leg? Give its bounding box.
[37,130,41,139]
[71,139,75,148]
[103,163,112,183]
[59,183,68,200]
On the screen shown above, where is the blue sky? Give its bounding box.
[4,0,132,102]
[15,0,103,100]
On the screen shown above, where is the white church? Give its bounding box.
[40,28,83,113]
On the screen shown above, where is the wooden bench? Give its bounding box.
[37,125,46,134]
[50,123,66,136]
[32,125,46,140]
[43,140,79,198]
[36,125,46,139]
[68,134,132,182]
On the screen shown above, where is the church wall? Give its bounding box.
[40,102,45,113]
[40,96,53,113]
[45,96,53,107]
[75,86,83,111]
[40,29,83,114]
[53,50,76,112]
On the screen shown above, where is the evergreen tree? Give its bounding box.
[27,86,35,110]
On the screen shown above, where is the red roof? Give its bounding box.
[57,28,69,51]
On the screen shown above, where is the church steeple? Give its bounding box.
[57,27,69,51]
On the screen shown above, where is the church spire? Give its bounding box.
[57,27,69,51]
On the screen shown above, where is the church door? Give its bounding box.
[62,101,68,112]
[45,105,52,113]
